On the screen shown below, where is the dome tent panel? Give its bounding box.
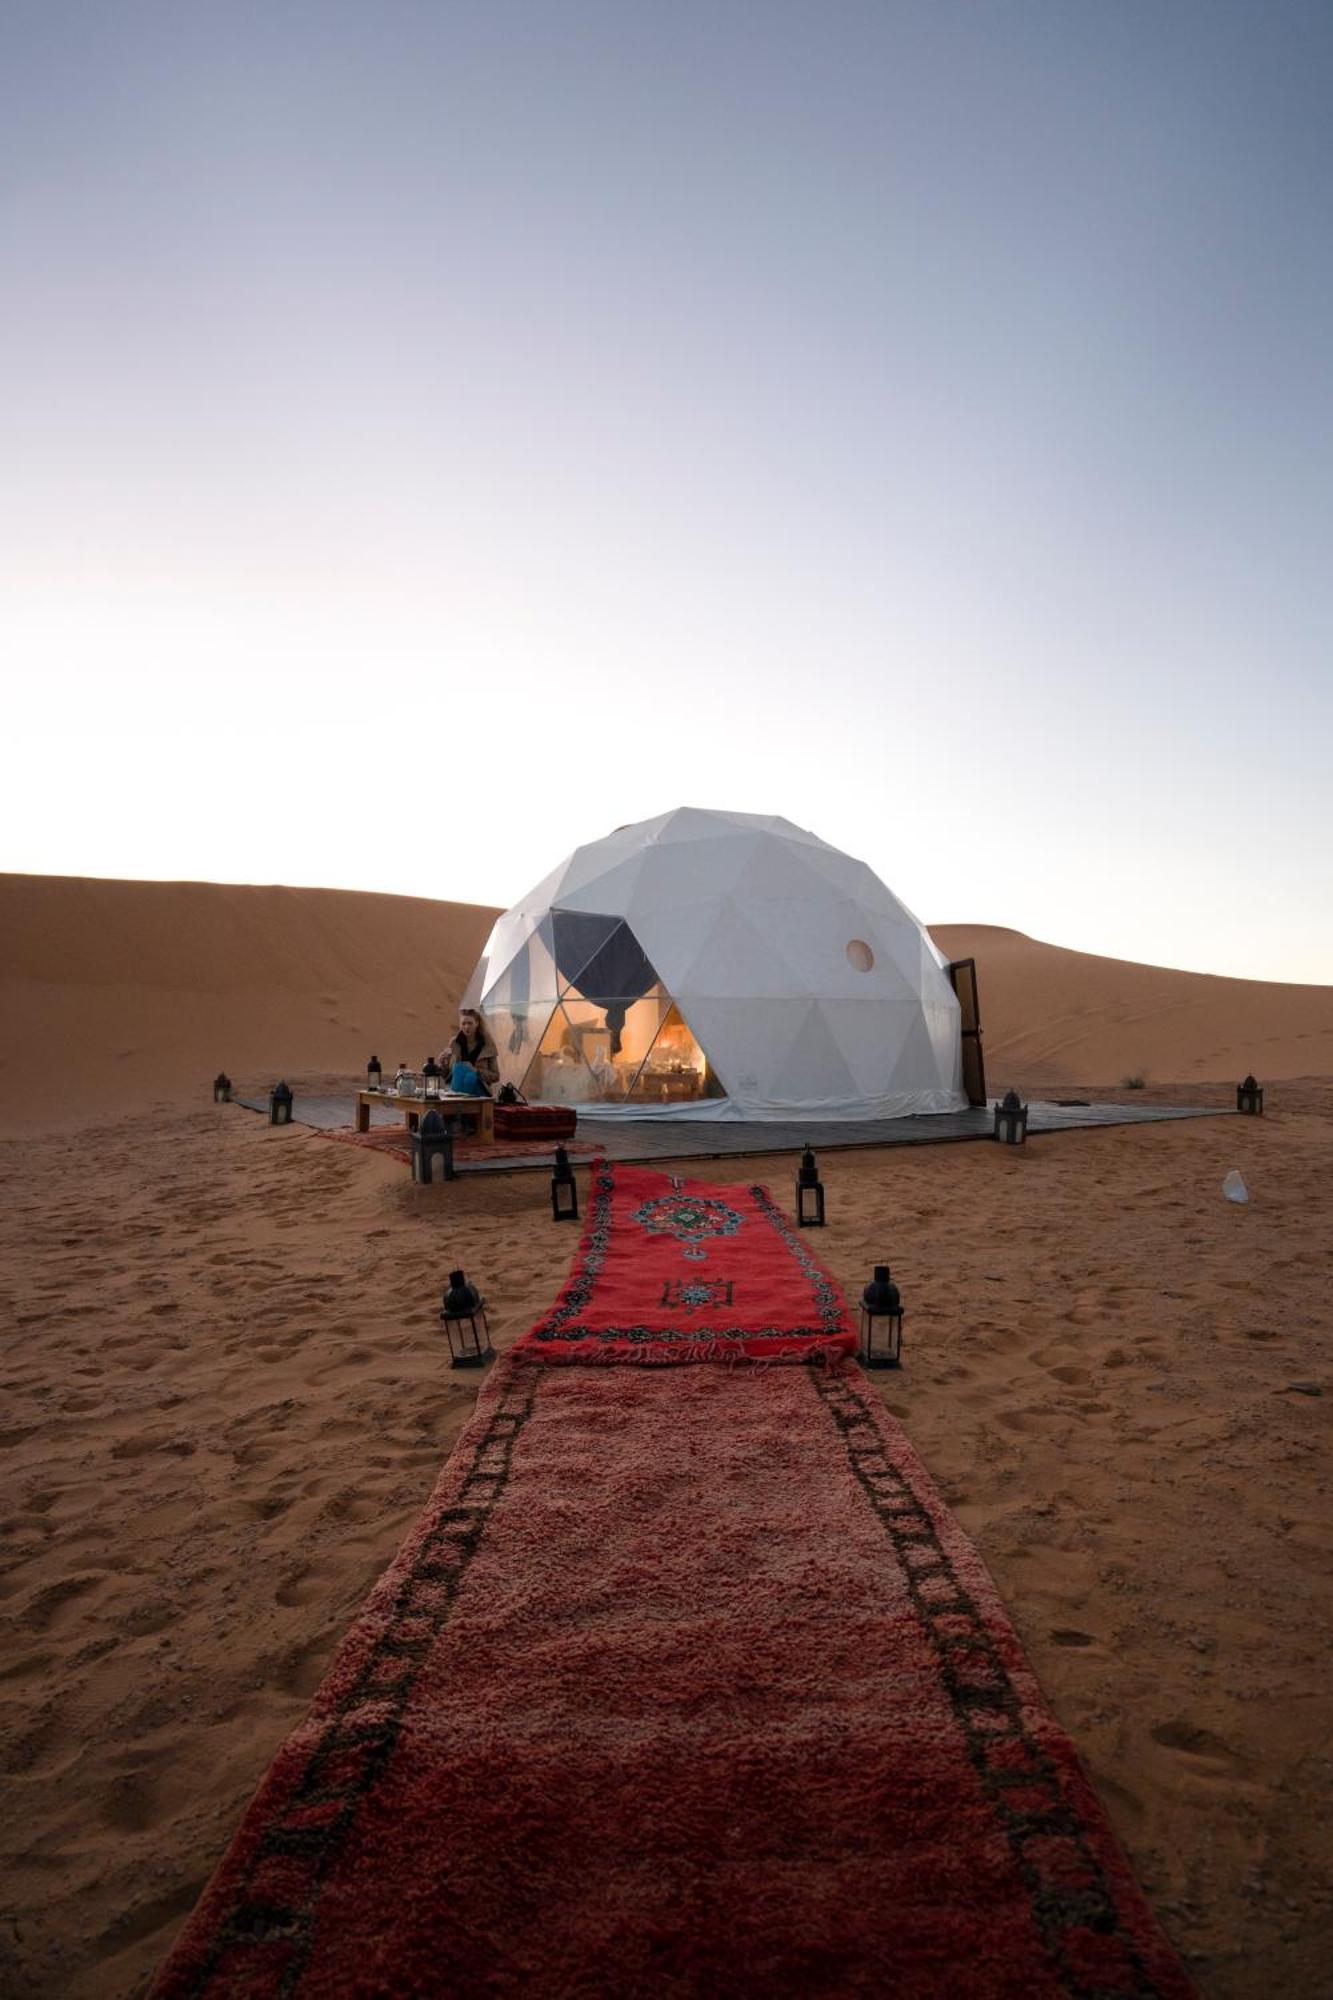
[558,829,766,922]
[885,1010,952,1093]
[671,896,815,1002]
[548,843,650,915]
[726,831,853,911]
[765,998,865,1107]
[804,994,947,1101]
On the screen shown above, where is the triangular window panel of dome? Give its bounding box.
[623,1004,726,1106]
[519,1002,602,1107]
[554,915,659,1006]
[481,930,561,1088]
[482,992,557,1087]
[544,910,628,998]
[482,930,560,1015]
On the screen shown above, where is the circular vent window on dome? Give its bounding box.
[846,939,875,973]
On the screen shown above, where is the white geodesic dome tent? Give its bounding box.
[462,808,966,1122]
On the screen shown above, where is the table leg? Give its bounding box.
[356,1096,370,1134]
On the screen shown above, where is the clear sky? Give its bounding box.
[3,1,1330,982]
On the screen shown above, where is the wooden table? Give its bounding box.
[356,1090,495,1143]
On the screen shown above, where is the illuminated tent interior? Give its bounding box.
[478,907,725,1109]
[461,809,966,1122]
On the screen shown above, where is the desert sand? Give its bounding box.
[2,875,1331,1997]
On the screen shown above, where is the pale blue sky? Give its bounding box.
[2,2,1330,980]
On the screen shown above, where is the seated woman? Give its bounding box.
[443,1008,500,1095]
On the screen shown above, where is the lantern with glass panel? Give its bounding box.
[1236,1075,1263,1115]
[440,1269,492,1367]
[993,1089,1028,1145]
[550,1145,579,1222]
[412,1108,455,1184]
[796,1145,825,1227]
[858,1264,904,1369]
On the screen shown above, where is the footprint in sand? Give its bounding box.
[94,1876,209,1956]
[22,1573,106,1631]
[100,1765,161,1833]
[275,1629,339,1697]
[275,1565,320,1607]
[1150,1719,1245,1776]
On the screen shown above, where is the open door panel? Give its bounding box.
[946,957,987,1107]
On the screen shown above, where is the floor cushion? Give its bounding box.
[493,1103,578,1142]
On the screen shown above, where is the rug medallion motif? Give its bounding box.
[518,1161,855,1362]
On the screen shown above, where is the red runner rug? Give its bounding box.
[152,1356,1190,1998]
[516,1161,857,1363]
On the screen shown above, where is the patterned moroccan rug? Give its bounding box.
[152,1354,1191,1998]
[517,1161,858,1363]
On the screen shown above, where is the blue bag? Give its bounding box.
[448,1061,486,1097]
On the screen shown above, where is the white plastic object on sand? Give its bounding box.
[1222,1169,1249,1204]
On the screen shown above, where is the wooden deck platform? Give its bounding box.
[236,1093,1231,1172]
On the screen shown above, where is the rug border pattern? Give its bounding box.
[157,1362,543,1998]
[809,1364,1186,1998]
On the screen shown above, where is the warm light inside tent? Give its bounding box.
[476,909,725,1107]
[527,995,721,1105]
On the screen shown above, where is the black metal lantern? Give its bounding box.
[859,1264,904,1369]
[412,1108,455,1184]
[367,1055,382,1092]
[551,1145,579,1222]
[993,1088,1028,1145]
[796,1146,826,1227]
[440,1269,492,1368]
[1237,1074,1264,1115]
[213,1072,232,1104]
[269,1080,294,1126]
[422,1056,445,1102]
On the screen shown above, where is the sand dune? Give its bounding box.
[931,923,1333,1091]
[4,878,1330,1139]
[0,877,497,1135]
